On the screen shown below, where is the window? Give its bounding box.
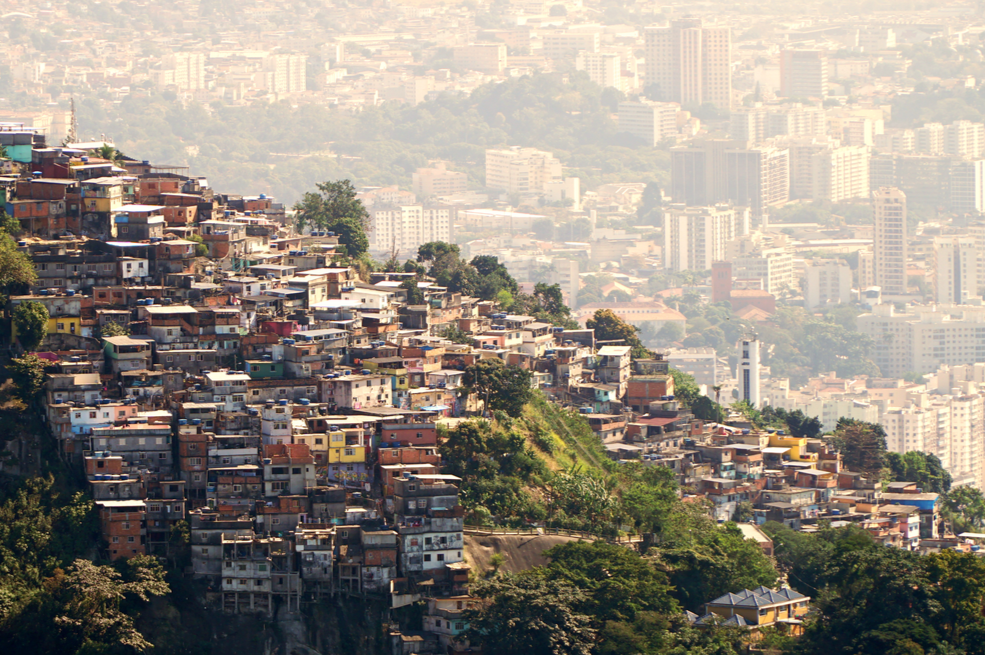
[127,536,134,543]
[437,553,444,561]
[272,518,280,525]
[424,554,431,562]
[292,467,301,474]
[112,536,120,543]
[201,548,208,555]
[122,522,130,530]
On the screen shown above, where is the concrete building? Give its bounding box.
[915,123,945,155]
[367,204,452,258]
[780,50,828,98]
[733,247,795,295]
[644,19,732,109]
[576,52,621,89]
[737,336,761,408]
[263,54,307,94]
[725,146,789,214]
[803,259,852,309]
[543,30,600,60]
[618,100,679,146]
[412,164,468,198]
[485,147,562,195]
[934,236,980,304]
[453,44,507,74]
[944,120,985,159]
[858,303,985,376]
[662,203,750,272]
[873,187,907,296]
[949,159,985,214]
[810,145,870,203]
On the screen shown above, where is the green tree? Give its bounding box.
[828,418,887,478]
[0,234,37,295]
[8,354,47,402]
[669,369,700,408]
[785,409,823,439]
[543,541,679,621]
[399,279,424,305]
[293,180,370,257]
[441,325,474,345]
[186,233,209,257]
[691,396,726,423]
[99,321,130,338]
[0,209,21,237]
[462,359,533,418]
[465,573,596,655]
[586,309,652,359]
[13,301,49,351]
[886,451,952,495]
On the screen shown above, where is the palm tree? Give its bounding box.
[0,144,8,160]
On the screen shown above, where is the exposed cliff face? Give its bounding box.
[137,586,392,655]
[465,533,588,575]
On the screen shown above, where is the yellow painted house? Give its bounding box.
[698,586,810,634]
[326,428,366,464]
[767,432,818,463]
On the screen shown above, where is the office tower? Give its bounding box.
[944,120,985,159]
[662,203,750,272]
[644,19,731,109]
[670,140,789,215]
[803,259,852,309]
[810,145,870,202]
[737,336,761,408]
[873,186,907,296]
[485,147,562,194]
[618,100,679,146]
[576,52,622,89]
[934,236,979,304]
[779,50,828,98]
[915,123,945,154]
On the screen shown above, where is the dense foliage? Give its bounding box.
[765,522,985,655]
[293,180,370,257]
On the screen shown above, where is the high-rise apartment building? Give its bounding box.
[737,336,761,408]
[724,145,790,214]
[159,52,206,91]
[733,247,795,295]
[485,147,562,195]
[662,203,750,272]
[730,105,825,145]
[803,259,852,309]
[575,52,622,89]
[934,236,979,304]
[263,54,307,94]
[810,145,870,203]
[644,19,731,109]
[873,186,907,296]
[915,123,945,155]
[368,205,453,257]
[779,50,828,98]
[618,100,679,146]
[944,120,985,159]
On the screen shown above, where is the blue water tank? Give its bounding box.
[300,398,310,406]
[191,418,202,425]
[278,399,289,406]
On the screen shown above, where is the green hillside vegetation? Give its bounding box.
[75,73,669,206]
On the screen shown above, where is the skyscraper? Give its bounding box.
[644,19,731,109]
[737,336,761,408]
[873,186,907,296]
